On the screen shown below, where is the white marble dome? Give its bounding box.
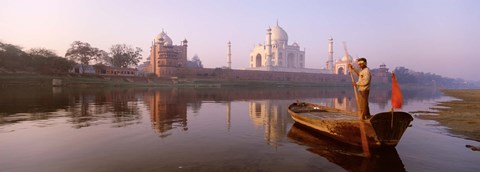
[155,31,173,46]
[341,54,353,62]
[271,25,288,44]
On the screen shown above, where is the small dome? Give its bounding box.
[341,54,353,62]
[271,24,288,44]
[155,31,173,46]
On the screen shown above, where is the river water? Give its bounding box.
[0,87,479,172]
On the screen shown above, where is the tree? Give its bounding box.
[95,50,110,65]
[393,67,417,84]
[51,56,76,74]
[65,41,102,65]
[392,66,473,88]
[0,42,26,57]
[28,48,75,74]
[0,42,74,74]
[28,48,58,57]
[93,63,107,74]
[0,42,29,71]
[109,44,142,68]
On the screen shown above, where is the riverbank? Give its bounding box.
[418,89,480,142]
[0,74,351,88]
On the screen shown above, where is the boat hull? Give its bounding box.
[288,102,413,148]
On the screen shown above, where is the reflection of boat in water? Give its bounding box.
[288,102,413,148]
[288,123,406,172]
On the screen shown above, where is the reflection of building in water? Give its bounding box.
[332,97,357,112]
[248,100,291,146]
[52,87,62,94]
[246,90,360,146]
[305,96,357,113]
[144,89,188,138]
[139,87,391,139]
[226,102,231,131]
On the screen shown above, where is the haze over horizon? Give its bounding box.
[1,0,479,81]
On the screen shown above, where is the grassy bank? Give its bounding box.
[418,89,480,141]
[0,74,165,87]
[0,74,351,88]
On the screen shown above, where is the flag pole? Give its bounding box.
[391,73,395,128]
[391,108,395,128]
[391,72,404,128]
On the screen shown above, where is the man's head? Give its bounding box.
[357,58,367,68]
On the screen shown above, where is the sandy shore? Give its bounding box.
[418,89,480,142]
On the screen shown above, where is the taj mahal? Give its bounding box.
[246,22,356,75]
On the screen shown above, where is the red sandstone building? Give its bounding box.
[149,30,188,77]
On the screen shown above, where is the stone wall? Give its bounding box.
[174,68,388,85]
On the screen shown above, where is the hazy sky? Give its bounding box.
[1,0,479,81]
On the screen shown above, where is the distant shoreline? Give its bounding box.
[0,73,357,88]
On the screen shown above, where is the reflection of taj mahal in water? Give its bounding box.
[247,97,357,146]
[142,88,372,146]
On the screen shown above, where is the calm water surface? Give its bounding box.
[0,87,479,172]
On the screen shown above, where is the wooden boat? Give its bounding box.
[288,102,413,148]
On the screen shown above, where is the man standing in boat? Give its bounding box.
[348,58,371,119]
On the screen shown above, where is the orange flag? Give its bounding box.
[391,72,403,109]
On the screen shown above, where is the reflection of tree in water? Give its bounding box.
[110,101,141,128]
[67,94,97,128]
[370,88,389,110]
[370,87,442,110]
[0,87,144,129]
[66,89,142,128]
[107,89,141,127]
[400,87,443,102]
[0,87,71,125]
[188,102,202,114]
